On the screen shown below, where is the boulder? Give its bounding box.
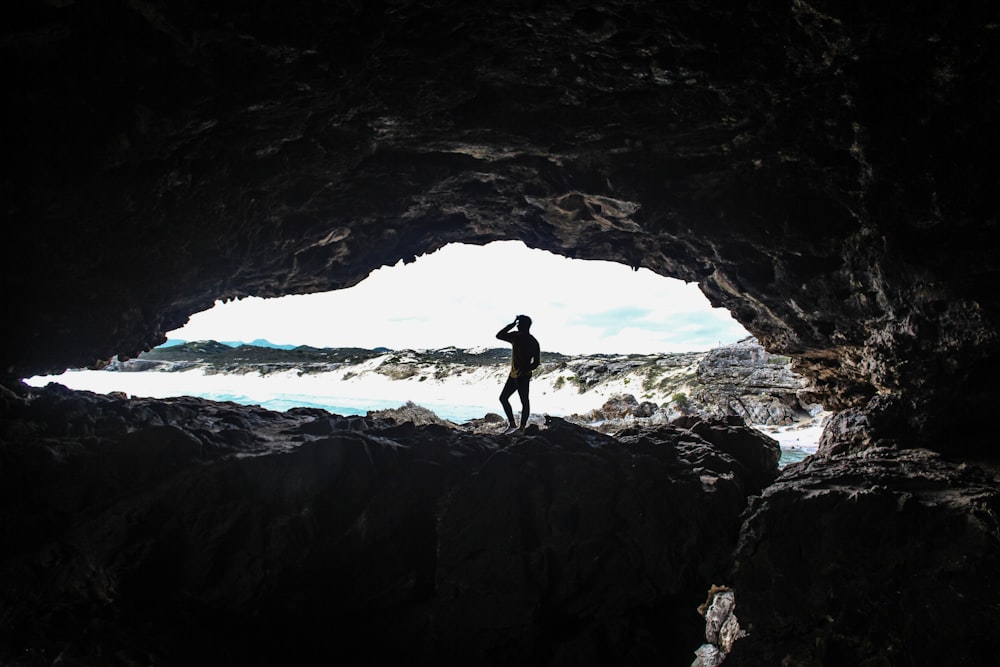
[730,449,1000,666]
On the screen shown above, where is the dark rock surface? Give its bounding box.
[4,2,999,452]
[730,450,1000,666]
[666,415,782,496]
[1,382,774,666]
[4,2,1000,665]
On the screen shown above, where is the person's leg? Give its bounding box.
[500,376,518,428]
[516,376,531,429]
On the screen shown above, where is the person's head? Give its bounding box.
[516,314,532,331]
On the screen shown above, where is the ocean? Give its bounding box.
[24,368,501,421]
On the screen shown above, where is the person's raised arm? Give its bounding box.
[496,318,518,340]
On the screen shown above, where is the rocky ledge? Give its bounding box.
[6,381,996,666]
[1,381,778,666]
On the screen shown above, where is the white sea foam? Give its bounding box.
[24,366,610,421]
[758,418,825,467]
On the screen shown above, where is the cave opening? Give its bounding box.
[4,0,1000,661]
[23,237,832,468]
[22,240,779,425]
[167,240,751,355]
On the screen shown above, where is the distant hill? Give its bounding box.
[139,341,386,367]
[156,340,234,356]
[166,338,298,350]
[231,338,297,350]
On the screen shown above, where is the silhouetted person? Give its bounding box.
[496,315,540,433]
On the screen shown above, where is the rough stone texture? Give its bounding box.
[730,450,1000,666]
[0,383,771,666]
[693,586,743,667]
[667,415,782,496]
[4,3,1000,665]
[568,338,821,428]
[431,418,748,666]
[693,338,818,425]
[4,1,999,454]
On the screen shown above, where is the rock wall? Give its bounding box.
[4,2,1000,665]
[692,338,818,425]
[731,450,1000,666]
[3,2,999,454]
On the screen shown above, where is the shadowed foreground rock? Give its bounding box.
[729,449,1000,666]
[1,383,776,666]
[4,2,1000,664]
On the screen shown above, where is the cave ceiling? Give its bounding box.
[3,1,999,443]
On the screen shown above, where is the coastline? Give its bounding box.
[24,364,653,421]
[26,362,823,466]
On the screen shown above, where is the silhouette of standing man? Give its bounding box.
[497,315,540,434]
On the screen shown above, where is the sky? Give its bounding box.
[167,241,751,355]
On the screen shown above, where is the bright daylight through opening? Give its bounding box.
[25,241,780,433]
[167,240,750,354]
[25,241,819,464]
